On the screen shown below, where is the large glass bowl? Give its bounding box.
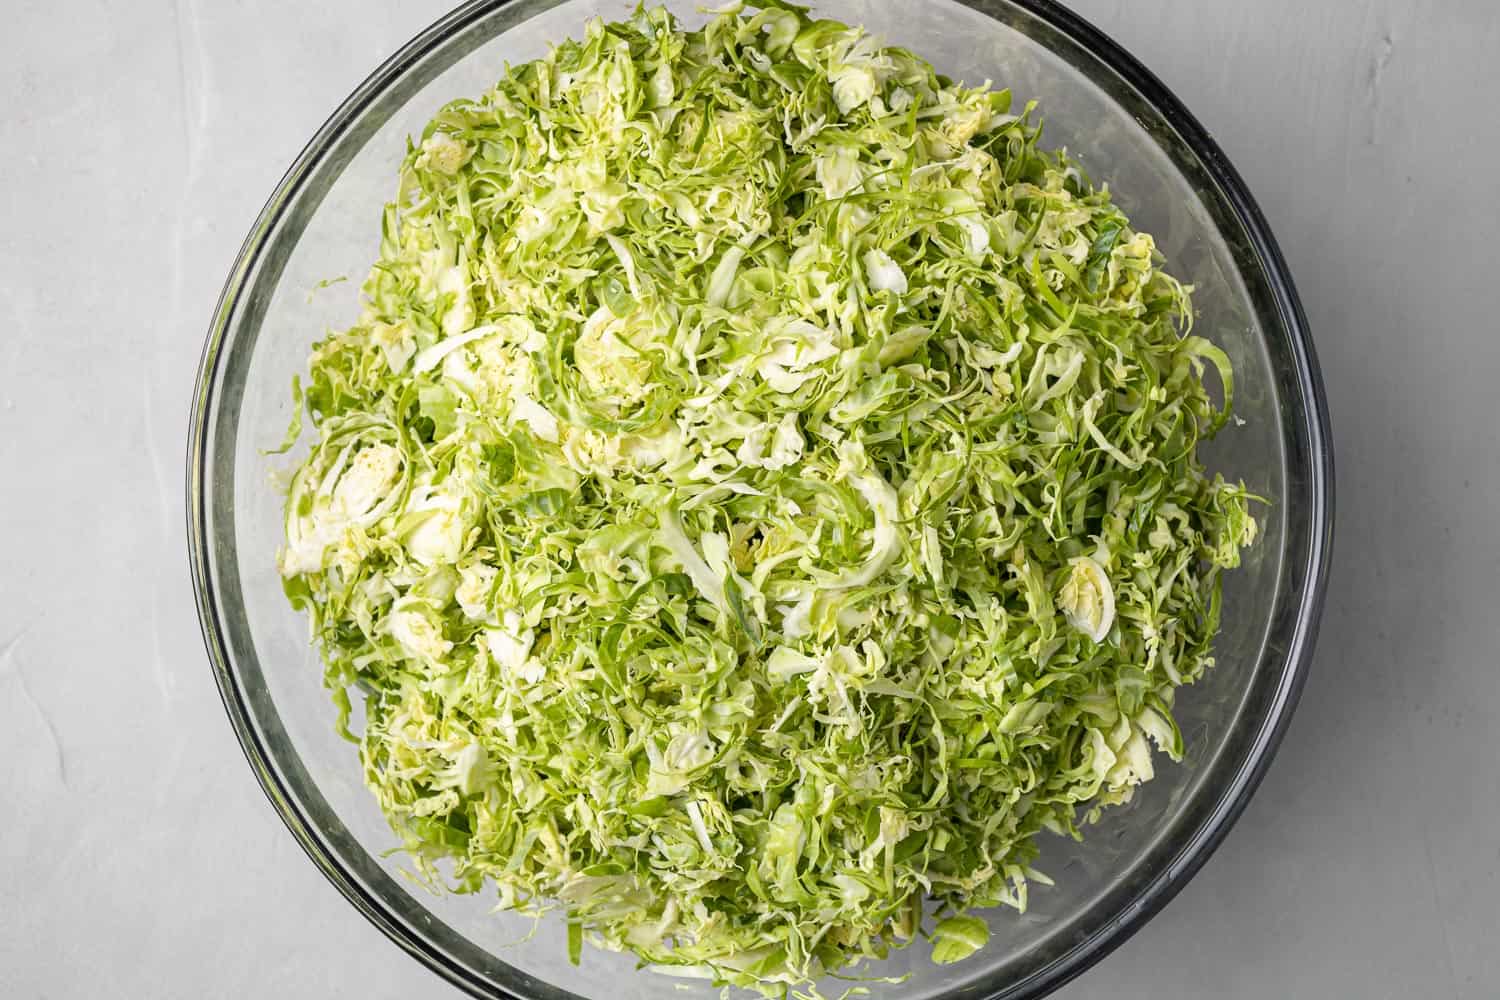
[187,1,1333,997]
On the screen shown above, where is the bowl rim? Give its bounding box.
[186,1,1334,997]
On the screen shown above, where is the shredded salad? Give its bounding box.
[277,2,1257,991]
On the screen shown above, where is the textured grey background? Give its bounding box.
[2,0,1496,997]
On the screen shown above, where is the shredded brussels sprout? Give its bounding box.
[278,2,1257,991]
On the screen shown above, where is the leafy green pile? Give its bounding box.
[278,2,1256,991]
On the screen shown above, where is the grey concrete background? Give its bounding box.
[1,0,1495,997]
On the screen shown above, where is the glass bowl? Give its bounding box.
[187,1,1333,997]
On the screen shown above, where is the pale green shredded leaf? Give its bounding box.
[930,915,990,965]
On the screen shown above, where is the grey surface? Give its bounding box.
[0,0,1494,997]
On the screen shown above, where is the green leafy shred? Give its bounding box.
[277,2,1258,991]
[930,915,991,966]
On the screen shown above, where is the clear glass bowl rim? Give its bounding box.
[186,2,1334,997]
